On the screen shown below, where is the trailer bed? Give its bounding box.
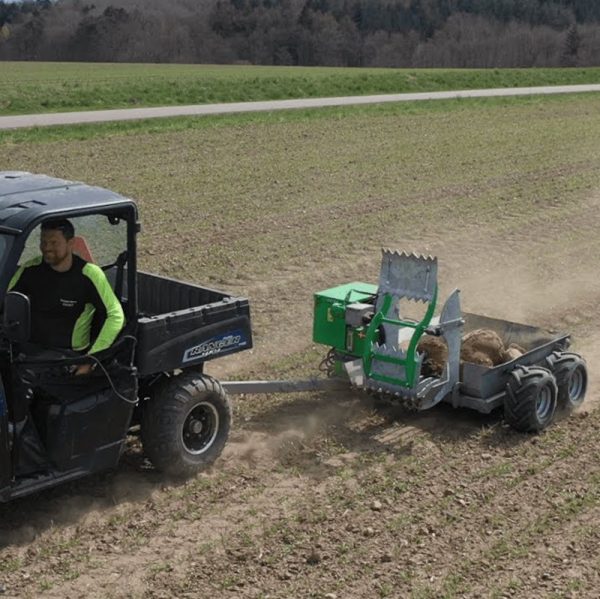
[449,312,569,413]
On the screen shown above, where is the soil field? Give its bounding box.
[1,94,600,598]
[2,61,600,115]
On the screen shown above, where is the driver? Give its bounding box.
[8,218,124,374]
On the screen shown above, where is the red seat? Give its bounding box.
[72,236,94,263]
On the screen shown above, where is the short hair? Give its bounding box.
[41,219,75,240]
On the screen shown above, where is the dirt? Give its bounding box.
[417,336,448,376]
[2,101,600,598]
[503,343,526,362]
[461,329,506,366]
[418,331,526,375]
[0,195,598,599]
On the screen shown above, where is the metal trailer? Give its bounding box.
[223,313,585,434]
[445,312,574,416]
[304,250,588,432]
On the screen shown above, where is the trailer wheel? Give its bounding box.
[504,366,558,433]
[141,373,231,478]
[546,351,587,412]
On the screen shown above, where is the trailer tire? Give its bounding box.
[504,366,557,433]
[546,351,587,412]
[141,373,231,478]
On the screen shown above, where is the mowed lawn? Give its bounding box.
[1,61,600,114]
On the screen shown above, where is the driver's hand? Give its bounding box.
[74,363,93,376]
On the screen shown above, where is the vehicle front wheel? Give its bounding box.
[504,365,558,433]
[141,373,231,478]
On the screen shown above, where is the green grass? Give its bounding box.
[1,62,600,115]
[0,90,595,146]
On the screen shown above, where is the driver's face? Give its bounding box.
[40,229,72,267]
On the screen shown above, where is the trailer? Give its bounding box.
[308,250,587,432]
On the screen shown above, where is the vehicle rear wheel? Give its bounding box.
[504,365,557,433]
[546,351,587,412]
[141,372,231,478]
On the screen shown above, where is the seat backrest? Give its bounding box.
[72,236,95,263]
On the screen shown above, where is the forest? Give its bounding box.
[0,0,599,67]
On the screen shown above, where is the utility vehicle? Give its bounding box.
[0,172,252,502]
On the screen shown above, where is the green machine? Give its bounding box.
[313,250,447,407]
[311,250,587,430]
[313,281,379,361]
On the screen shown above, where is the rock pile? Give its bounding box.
[417,328,527,376]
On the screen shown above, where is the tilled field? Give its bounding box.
[1,95,600,598]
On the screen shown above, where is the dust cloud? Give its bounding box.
[225,392,367,466]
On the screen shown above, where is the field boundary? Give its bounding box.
[2,83,600,130]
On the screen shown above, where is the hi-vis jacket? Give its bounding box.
[8,254,124,354]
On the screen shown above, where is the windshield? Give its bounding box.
[19,214,126,268]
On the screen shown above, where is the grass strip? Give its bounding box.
[1,62,600,115]
[0,91,597,146]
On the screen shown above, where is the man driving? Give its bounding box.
[8,218,124,373]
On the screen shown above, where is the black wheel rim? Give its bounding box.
[182,402,219,455]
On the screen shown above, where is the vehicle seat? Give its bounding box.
[72,236,95,263]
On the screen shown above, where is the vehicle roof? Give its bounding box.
[0,171,136,233]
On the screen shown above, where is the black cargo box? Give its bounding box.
[134,272,252,376]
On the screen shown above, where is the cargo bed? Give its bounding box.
[448,312,570,413]
[132,272,252,376]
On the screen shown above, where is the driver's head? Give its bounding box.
[40,219,75,268]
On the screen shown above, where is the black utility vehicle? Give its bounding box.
[0,172,252,501]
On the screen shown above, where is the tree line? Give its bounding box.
[0,0,599,67]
